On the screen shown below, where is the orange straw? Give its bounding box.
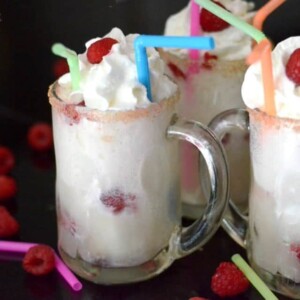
[253,0,286,31]
[247,39,276,116]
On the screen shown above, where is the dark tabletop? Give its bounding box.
[0,0,299,299]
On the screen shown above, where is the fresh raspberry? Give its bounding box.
[87,38,118,64]
[100,189,136,214]
[23,245,55,276]
[286,48,300,86]
[168,62,186,79]
[0,146,15,175]
[200,1,230,32]
[27,123,53,152]
[211,262,250,297]
[0,175,17,200]
[0,206,20,237]
[53,58,69,78]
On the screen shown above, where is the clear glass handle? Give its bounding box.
[167,117,229,257]
[208,108,249,248]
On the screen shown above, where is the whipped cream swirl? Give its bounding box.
[58,28,177,110]
[164,0,255,60]
[242,37,300,119]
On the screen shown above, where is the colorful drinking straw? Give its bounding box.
[195,0,265,43]
[251,0,286,116]
[189,0,201,60]
[253,0,286,31]
[247,39,276,116]
[134,35,214,101]
[134,36,213,202]
[194,0,277,116]
[0,241,82,292]
[52,43,81,91]
[232,254,279,300]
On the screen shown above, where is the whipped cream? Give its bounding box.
[242,37,300,119]
[164,0,255,60]
[58,28,177,110]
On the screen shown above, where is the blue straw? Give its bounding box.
[134,35,215,101]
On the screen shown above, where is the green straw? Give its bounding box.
[232,254,278,300]
[51,43,80,91]
[195,0,266,42]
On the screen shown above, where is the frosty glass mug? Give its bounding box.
[210,107,300,299]
[49,82,229,285]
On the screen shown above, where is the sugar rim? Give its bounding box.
[158,48,247,76]
[48,81,179,124]
[248,108,300,131]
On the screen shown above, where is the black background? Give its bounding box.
[0,1,299,299]
[0,0,299,125]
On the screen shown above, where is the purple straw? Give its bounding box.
[0,241,82,292]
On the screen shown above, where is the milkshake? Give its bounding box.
[242,36,300,297]
[162,0,254,215]
[49,28,229,284]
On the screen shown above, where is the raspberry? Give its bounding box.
[0,146,15,175]
[200,1,230,32]
[53,58,69,78]
[23,245,55,276]
[211,262,250,297]
[221,133,231,146]
[290,244,300,260]
[286,48,300,85]
[202,52,218,69]
[27,123,53,152]
[100,189,136,214]
[0,206,19,237]
[0,175,17,200]
[244,132,250,141]
[168,62,186,79]
[87,38,118,64]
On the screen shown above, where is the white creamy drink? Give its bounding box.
[242,37,300,285]
[50,28,180,268]
[161,0,254,211]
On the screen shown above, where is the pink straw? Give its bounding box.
[54,254,82,291]
[189,0,201,60]
[0,241,82,291]
[181,63,201,197]
[183,1,204,192]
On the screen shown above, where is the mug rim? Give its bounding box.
[48,81,179,124]
[248,107,300,127]
[158,48,247,76]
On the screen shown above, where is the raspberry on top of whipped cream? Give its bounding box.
[164,0,255,60]
[57,28,177,111]
[242,37,300,120]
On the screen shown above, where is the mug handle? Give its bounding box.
[208,108,249,248]
[167,117,229,257]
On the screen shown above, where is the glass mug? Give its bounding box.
[210,108,300,299]
[48,82,229,285]
[159,50,251,220]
